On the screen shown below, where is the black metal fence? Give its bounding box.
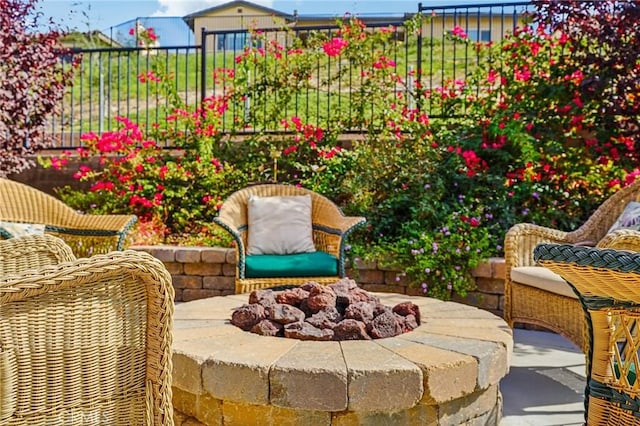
[49,2,532,148]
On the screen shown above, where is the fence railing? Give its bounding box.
[49,1,533,148]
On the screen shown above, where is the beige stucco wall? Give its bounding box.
[422,14,524,41]
[193,4,290,51]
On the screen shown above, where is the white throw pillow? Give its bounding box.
[608,201,640,234]
[0,221,46,238]
[247,194,316,255]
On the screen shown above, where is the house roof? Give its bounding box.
[59,30,123,48]
[106,17,196,48]
[183,0,295,30]
[294,14,411,25]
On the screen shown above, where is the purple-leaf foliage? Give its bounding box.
[0,0,77,176]
[534,0,640,140]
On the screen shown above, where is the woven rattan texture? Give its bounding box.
[213,184,366,293]
[0,235,76,275]
[0,250,175,425]
[504,179,640,352]
[535,243,640,425]
[0,179,137,257]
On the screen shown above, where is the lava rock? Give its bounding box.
[307,285,337,313]
[333,319,371,340]
[248,289,278,309]
[251,319,284,336]
[367,311,403,339]
[233,280,419,341]
[344,301,375,323]
[373,303,392,317]
[300,281,322,292]
[284,321,334,341]
[348,287,380,304]
[276,287,310,307]
[268,303,306,324]
[392,301,421,325]
[231,303,266,331]
[306,306,343,329]
[397,313,419,333]
[329,278,359,305]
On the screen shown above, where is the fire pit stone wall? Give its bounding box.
[172,291,512,425]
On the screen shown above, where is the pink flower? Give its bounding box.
[451,26,468,39]
[373,55,396,70]
[487,69,497,84]
[50,156,68,170]
[146,28,157,41]
[514,66,531,82]
[283,145,298,155]
[322,38,348,57]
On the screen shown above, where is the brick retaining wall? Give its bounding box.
[132,245,506,318]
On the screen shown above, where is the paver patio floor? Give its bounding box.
[500,328,585,426]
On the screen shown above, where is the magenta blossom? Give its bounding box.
[323,38,348,57]
[451,26,468,39]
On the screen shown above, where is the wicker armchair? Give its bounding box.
[214,184,366,293]
[0,234,76,274]
[534,244,640,425]
[504,180,640,351]
[0,178,137,258]
[0,249,174,425]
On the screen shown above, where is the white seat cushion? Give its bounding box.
[511,266,578,299]
[247,194,316,255]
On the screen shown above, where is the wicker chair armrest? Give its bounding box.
[596,229,640,251]
[0,249,173,302]
[213,216,245,274]
[534,243,640,304]
[58,213,137,234]
[0,234,76,275]
[0,250,174,425]
[504,223,571,269]
[213,216,241,238]
[319,215,366,236]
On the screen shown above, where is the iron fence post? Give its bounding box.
[416,3,423,112]
[200,27,207,106]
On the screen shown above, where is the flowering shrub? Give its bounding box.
[129,24,158,48]
[42,115,243,245]
[42,4,640,299]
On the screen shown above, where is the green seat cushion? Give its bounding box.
[245,251,338,278]
[614,361,637,385]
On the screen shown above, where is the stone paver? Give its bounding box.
[270,341,348,411]
[222,400,331,426]
[419,320,514,360]
[172,322,243,338]
[400,331,509,389]
[341,340,423,411]
[173,336,223,394]
[376,337,478,404]
[202,333,299,404]
[438,384,500,425]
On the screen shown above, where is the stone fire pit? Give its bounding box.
[172,291,513,425]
